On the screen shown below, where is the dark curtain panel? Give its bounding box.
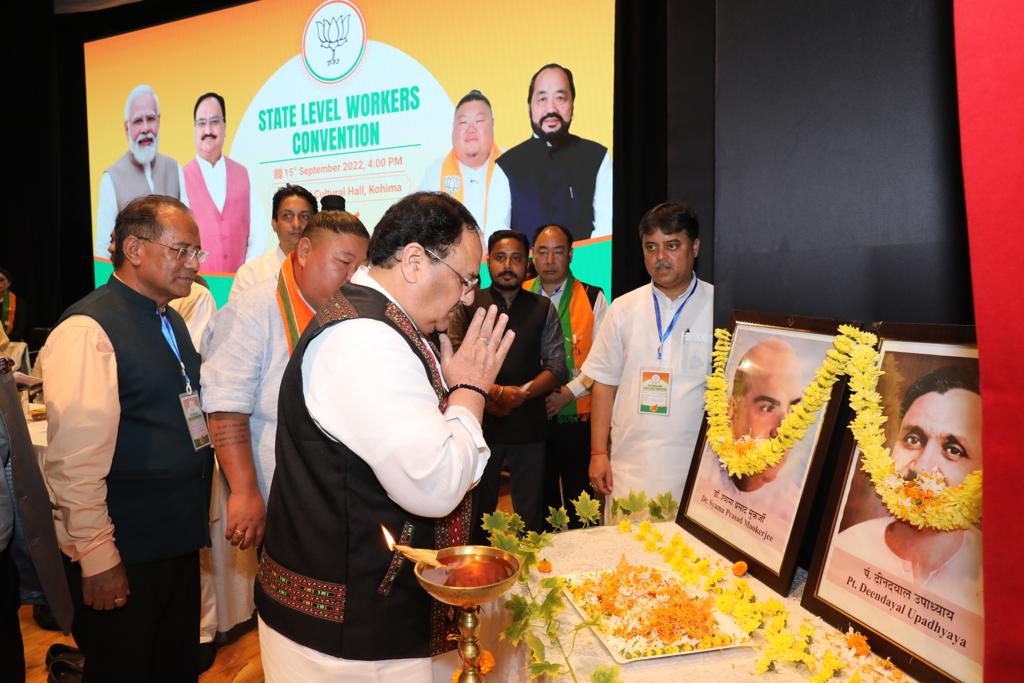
[611,0,668,298]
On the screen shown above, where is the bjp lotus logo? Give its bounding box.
[303,1,367,84]
[316,15,349,66]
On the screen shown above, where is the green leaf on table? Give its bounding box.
[546,506,570,532]
[591,664,623,683]
[538,584,565,621]
[528,660,564,679]
[490,531,521,557]
[524,630,546,663]
[482,510,525,537]
[572,490,602,527]
[500,594,532,645]
[648,498,665,521]
[538,576,564,591]
[522,530,553,551]
[616,490,648,516]
[654,490,680,518]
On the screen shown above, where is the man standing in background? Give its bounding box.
[94,85,188,258]
[229,184,318,299]
[525,225,608,522]
[584,202,713,515]
[182,92,267,273]
[497,64,611,243]
[420,90,511,241]
[469,230,567,541]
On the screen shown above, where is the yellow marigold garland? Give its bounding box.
[843,329,983,531]
[704,326,856,478]
[705,325,982,531]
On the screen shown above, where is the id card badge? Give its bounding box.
[638,367,671,415]
[179,392,212,451]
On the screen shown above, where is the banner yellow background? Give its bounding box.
[85,0,615,232]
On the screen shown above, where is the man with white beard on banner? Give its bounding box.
[94,84,189,258]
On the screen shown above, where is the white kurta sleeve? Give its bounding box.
[178,165,190,207]
[591,151,613,238]
[95,173,118,258]
[581,297,625,386]
[302,318,489,518]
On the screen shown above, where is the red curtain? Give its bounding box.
[953,1,1024,678]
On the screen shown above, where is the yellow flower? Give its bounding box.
[617,519,632,534]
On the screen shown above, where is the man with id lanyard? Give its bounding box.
[41,195,213,681]
[582,202,713,519]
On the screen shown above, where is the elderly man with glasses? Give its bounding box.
[41,195,214,682]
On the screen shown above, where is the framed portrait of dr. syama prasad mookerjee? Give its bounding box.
[678,311,853,595]
[803,323,981,683]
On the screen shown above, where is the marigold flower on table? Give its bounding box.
[732,560,748,576]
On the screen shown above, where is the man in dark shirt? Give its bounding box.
[496,64,612,243]
[470,230,568,541]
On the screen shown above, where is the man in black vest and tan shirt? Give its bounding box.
[255,192,514,680]
[469,229,568,543]
[41,195,213,681]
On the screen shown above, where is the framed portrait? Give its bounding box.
[803,323,981,683]
[677,311,852,595]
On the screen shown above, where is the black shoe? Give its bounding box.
[47,658,83,683]
[45,644,84,671]
[198,642,218,674]
[33,604,62,631]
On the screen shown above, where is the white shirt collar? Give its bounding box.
[196,155,224,172]
[651,274,696,306]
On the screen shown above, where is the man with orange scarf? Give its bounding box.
[201,211,369,540]
[419,90,511,242]
[524,225,608,525]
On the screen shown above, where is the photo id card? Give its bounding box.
[638,368,671,415]
[179,392,211,451]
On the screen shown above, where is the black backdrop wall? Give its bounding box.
[671,0,973,328]
[14,0,972,337]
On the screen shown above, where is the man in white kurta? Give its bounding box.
[229,184,318,299]
[199,213,368,654]
[583,202,713,515]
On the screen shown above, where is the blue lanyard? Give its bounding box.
[653,278,698,362]
[159,312,193,394]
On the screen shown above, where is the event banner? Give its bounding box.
[85,0,614,304]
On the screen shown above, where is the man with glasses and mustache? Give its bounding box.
[496,63,612,244]
[42,195,214,680]
[467,229,568,542]
[182,92,268,273]
[94,85,189,258]
[583,202,713,519]
[255,192,513,680]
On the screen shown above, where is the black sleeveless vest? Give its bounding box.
[58,276,212,564]
[495,134,607,243]
[255,283,472,660]
[471,287,553,444]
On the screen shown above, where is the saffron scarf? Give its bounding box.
[525,274,595,420]
[439,144,502,225]
[1,292,14,336]
[275,255,315,355]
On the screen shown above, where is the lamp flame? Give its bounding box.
[381,525,396,551]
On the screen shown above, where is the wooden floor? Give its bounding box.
[19,606,264,683]
[20,485,514,682]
